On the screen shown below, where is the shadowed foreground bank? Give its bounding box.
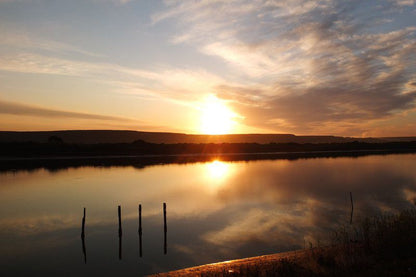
[153,210,416,277]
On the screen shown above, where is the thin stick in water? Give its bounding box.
[138,204,142,257]
[118,205,122,237]
[81,207,87,264]
[81,207,86,238]
[118,205,122,260]
[163,202,167,255]
[350,192,354,225]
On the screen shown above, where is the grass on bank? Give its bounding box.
[156,209,416,277]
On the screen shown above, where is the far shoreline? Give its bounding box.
[1,147,416,161]
[0,148,415,172]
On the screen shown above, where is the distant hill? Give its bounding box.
[0,130,415,144]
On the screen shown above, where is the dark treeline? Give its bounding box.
[1,140,416,172]
[1,139,416,158]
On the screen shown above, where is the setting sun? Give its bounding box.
[200,95,236,134]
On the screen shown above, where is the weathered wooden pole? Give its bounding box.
[138,204,143,257]
[81,208,86,238]
[81,207,87,264]
[138,204,142,235]
[118,205,122,237]
[163,202,167,255]
[350,192,354,225]
[81,235,87,264]
[119,236,122,260]
[118,205,122,260]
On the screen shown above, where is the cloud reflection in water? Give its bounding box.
[0,154,416,276]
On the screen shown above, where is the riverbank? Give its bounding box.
[152,245,416,277]
[153,210,416,276]
[151,249,314,276]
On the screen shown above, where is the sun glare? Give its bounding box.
[200,95,236,135]
[206,160,229,180]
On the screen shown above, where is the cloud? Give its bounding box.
[0,100,134,121]
[154,0,416,135]
[1,0,414,135]
[393,0,415,6]
[0,52,224,105]
[0,30,103,58]
[0,0,133,4]
[200,155,416,251]
[202,208,308,248]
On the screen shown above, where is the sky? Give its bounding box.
[0,0,415,136]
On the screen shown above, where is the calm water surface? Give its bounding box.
[1,154,416,276]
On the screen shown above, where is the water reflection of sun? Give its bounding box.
[206,160,229,180]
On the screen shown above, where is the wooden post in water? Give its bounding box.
[138,204,143,257]
[163,202,167,255]
[81,207,86,238]
[118,205,122,237]
[118,205,122,260]
[81,208,87,264]
[350,192,354,225]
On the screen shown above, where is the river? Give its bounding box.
[1,153,415,276]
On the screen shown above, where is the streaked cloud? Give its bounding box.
[0,0,414,135]
[0,100,133,121]
[154,0,416,135]
[0,29,103,58]
[0,100,181,132]
[0,51,224,104]
[394,0,415,6]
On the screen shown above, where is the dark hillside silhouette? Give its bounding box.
[1,140,416,158]
[1,130,415,144]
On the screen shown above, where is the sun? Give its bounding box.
[200,95,236,135]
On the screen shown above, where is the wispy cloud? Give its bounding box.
[0,51,225,106]
[0,30,103,58]
[393,0,415,6]
[154,0,416,135]
[1,0,414,135]
[0,100,134,121]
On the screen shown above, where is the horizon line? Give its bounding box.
[1,129,416,139]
